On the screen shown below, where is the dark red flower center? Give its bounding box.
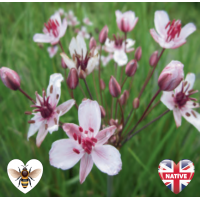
[165,19,182,42]
[72,126,98,155]
[44,19,60,37]
[75,50,91,71]
[174,82,197,108]
[32,90,53,118]
[113,34,124,48]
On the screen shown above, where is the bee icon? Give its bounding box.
[8,165,41,189]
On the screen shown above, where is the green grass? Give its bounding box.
[0,2,200,197]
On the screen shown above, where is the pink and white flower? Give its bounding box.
[77,26,90,39]
[60,35,99,79]
[150,10,196,49]
[57,8,65,16]
[161,73,200,131]
[115,10,138,33]
[27,73,75,147]
[104,36,135,66]
[83,17,93,26]
[49,99,122,184]
[66,11,80,27]
[47,45,58,58]
[33,12,67,45]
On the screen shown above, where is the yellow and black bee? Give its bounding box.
[8,165,41,189]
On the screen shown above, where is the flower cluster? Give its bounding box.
[0,8,198,185]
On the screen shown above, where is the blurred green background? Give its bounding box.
[0,2,200,197]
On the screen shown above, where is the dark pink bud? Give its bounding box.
[109,119,118,127]
[0,67,21,90]
[67,68,79,89]
[124,90,129,101]
[89,37,97,50]
[125,60,137,77]
[99,25,108,44]
[109,76,121,97]
[100,79,106,90]
[149,51,158,67]
[99,105,106,118]
[158,60,184,91]
[133,97,140,109]
[61,58,67,69]
[135,46,142,61]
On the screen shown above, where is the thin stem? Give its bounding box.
[111,97,114,119]
[71,90,79,109]
[120,66,124,85]
[83,78,93,100]
[126,88,161,139]
[118,99,124,126]
[121,76,128,89]
[78,83,87,98]
[114,62,118,78]
[92,71,99,102]
[114,99,118,119]
[128,76,135,92]
[144,100,160,119]
[122,110,170,146]
[58,40,65,52]
[98,45,103,105]
[18,88,36,104]
[124,108,134,128]
[107,175,113,197]
[138,48,165,99]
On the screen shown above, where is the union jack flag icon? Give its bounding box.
[158,159,194,194]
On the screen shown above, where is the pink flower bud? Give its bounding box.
[158,60,184,91]
[149,51,158,67]
[61,58,67,69]
[124,90,129,101]
[109,119,118,127]
[133,97,140,109]
[109,76,121,97]
[99,105,106,118]
[99,25,108,44]
[119,93,126,105]
[125,59,137,77]
[89,37,97,50]
[67,68,79,89]
[100,79,106,90]
[135,46,142,61]
[0,67,21,90]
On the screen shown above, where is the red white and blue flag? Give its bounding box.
[158,159,194,194]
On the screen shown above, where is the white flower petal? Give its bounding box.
[179,23,196,40]
[49,139,84,170]
[185,73,195,92]
[173,108,182,128]
[36,122,48,147]
[47,45,58,58]
[76,35,87,58]
[86,55,99,75]
[96,126,116,146]
[125,39,135,49]
[50,12,61,26]
[33,33,53,43]
[113,50,128,66]
[181,109,200,131]
[78,99,101,137]
[150,29,160,44]
[47,73,64,108]
[69,37,78,57]
[79,154,93,184]
[59,17,68,38]
[104,38,115,53]
[91,145,122,175]
[154,10,170,37]
[160,91,175,110]
[57,99,75,116]
[27,114,43,140]
[47,113,59,134]
[60,53,76,70]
